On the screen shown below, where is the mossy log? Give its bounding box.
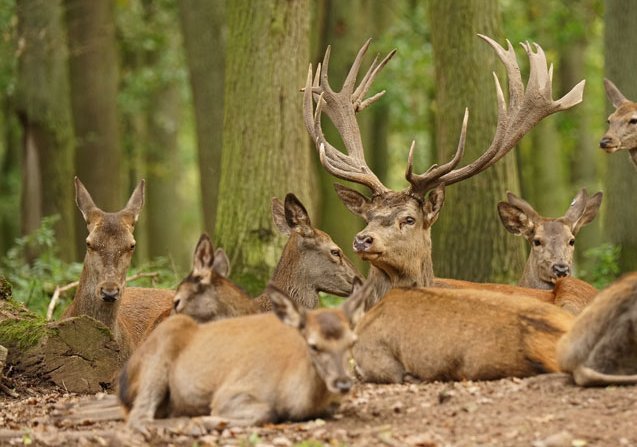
[0,280,121,393]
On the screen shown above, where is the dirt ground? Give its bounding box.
[0,373,635,447]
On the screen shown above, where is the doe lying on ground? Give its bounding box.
[119,283,366,431]
[63,177,173,359]
[557,272,637,386]
[600,78,637,168]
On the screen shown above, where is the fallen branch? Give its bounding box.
[46,272,161,321]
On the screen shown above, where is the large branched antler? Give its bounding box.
[303,39,396,195]
[406,34,586,196]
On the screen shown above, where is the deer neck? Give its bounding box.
[518,254,553,290]
[269,241,319,309]
[70,258,120,329]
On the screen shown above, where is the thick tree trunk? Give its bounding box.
[429,0,525,283]
[604,0,637,272]
[65,0,122,254]
[177,0,225,237]
[216,0,315,295]
[15,0,76,260]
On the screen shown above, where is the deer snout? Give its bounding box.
[599,135,619,151]
[353,234,374,252]
[100,284,120,302]
[552,263,570,278]
[333,377,352,394]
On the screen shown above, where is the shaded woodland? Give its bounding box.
[1,0,633,315]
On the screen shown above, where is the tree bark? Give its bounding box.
[178,0,225,236]
[429,0,525,283]
[65,0,122,254]
[216,0,315,295]
[15,0,76,260]
[603,0,637,272]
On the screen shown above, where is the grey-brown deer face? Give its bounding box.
[601,79,637,153]
[75,177,144,303]
[172,234,242,323]
[272,194,361,298]
[334,184,445,278]
[498,190,602,286]
[268,281,366,395]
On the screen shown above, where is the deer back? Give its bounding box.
[353,287,574,384]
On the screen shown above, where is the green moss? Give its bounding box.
[231,269,269,297]
[0,316,48,350]
[0,276,12,300]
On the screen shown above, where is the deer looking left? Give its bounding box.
[63,177,174,360]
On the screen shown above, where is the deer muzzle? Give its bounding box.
[99,282,121,302]
[552,263,570,278]
[353,234,374,253]
[599,135,620,152]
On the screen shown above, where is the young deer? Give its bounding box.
[600,78,637,168]
[118,284,366,430]
[171,193,360,322]
[557,272,637,386]
[497,189,602,289]
[303,36,585,309]
[63,177,174,358]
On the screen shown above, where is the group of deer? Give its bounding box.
[61,35,637,432]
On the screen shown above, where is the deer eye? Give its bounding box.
[630,118,637,125]
[569,239,575,246]
[330,249,341,258]
[404,216,416,225]
[533,239,542,247]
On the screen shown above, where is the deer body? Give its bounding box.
[600,79,637,168]
[119,286,365,429]
[63,177,174,358]
[557,272,637,386]
[354,287,574,384]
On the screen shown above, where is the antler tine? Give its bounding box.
[302,39,394,195]
[407,34,585,196]
[354,49,397,112]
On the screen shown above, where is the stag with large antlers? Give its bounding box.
[304,36,585,308]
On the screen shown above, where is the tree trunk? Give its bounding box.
[15,0,76,260]
[429,0,525,283]
[177,0,225,236]
[0,98,20,255]
[604,0,637,272]
[215,0,315,295]
[65,0,122,255]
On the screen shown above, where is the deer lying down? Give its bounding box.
[557,272,637,386]
[171,193,360,322]
[119,284,366,430]
[353,284,574,384]
[63,177,174,359]
[600,79,637,168]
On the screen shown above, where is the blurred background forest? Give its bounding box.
[1,0,636,317]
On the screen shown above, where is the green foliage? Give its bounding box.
[580,243,621,289]
[318,292,344,309]
[1,216,179,319]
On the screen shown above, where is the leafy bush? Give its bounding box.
[579,243,621,289]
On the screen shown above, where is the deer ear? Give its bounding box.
[271,197,290,235]
[604,79,630,108]
[74,176,102,224]
[497,202,535,237]
[192,233,214,277]
[341,277,368,328]
[123,179,145,225]
[284,193,313,237]
[212,248,231,277]
[268,285,306,329]
[570,191,603,235]
[423,185,445,226]
[334,183,371,217]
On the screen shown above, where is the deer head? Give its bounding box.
[172,233,252,323]
[497,190,602,289]
[75,176,144,309]
[303,37,585,302]
[271,193,361,307]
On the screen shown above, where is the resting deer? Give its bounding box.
[304,37,586,384]
[557,272,637,387]
[63,177,174,359]
[118,283,366,430]
[170,193,360,322]
[497,189,601,292]
[600,78,637,168]
[303,36,585,310]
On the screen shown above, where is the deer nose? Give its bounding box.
[599,136,615,149]
[173,298,181,310]
[552,264,570,278]
[334,378,352,394]
[353,234,373,252]
[100,285,120,302]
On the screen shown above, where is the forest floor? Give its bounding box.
[0,373,635,447]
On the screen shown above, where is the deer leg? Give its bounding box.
[353,343,406,384]
[209,389,274,426]
[572,365,637,387]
